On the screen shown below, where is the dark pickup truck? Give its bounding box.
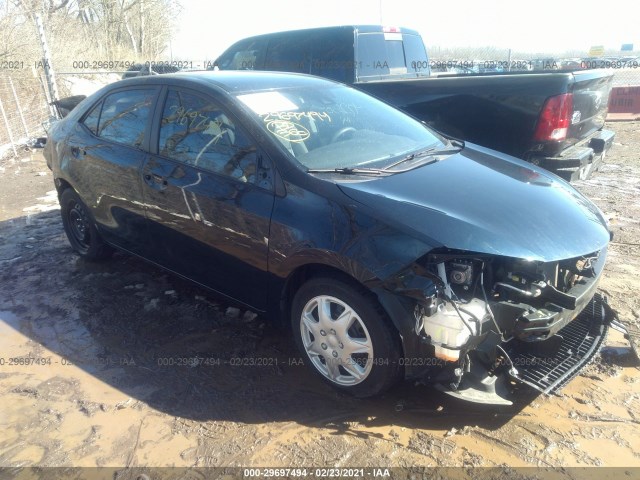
[214,25,616,181]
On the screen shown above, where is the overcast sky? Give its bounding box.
[170,0,639,61]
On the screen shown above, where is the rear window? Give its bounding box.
[357,32,428,79]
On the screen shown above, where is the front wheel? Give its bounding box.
[291,277,402,397]
[60,188,112,260]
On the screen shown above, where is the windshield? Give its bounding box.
[236,85,444,170]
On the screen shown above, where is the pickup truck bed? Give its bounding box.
[358,70,615,181]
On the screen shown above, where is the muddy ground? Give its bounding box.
[0,122,639,473]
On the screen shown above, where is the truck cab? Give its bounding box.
[213,25,431,83]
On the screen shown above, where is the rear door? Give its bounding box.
[141,87,276,309]
[66,87,159,253]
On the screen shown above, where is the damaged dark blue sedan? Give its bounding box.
[44,71,616,404]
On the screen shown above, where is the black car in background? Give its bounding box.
[122,63,182,79]
[44,71,614,404]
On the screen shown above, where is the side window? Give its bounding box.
[159,89,258,183]
[264,34,312,73]
[310,29,355,83]
[216,38,266,70]
[82,101,102,135]
[98,89,156,148]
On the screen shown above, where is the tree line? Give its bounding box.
[1,0,181,68]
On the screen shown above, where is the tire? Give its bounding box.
[59,188,113,260]
[291,276,402,397]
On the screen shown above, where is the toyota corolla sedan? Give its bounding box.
[44,71,616,404]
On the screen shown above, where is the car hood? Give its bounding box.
[337,144,610,262]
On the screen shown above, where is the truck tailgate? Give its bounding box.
[567,70,614,146]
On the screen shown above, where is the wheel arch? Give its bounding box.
[278,262,406,359]
[280,263,374,320]
[58,187,113,260]
[278,259,446,379]
[54,177,74,197]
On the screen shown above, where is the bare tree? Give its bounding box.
[3,0,180,66]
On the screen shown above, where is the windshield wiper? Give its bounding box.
[306,167,389,176]
[306,140,465,176]
[383,142,464,171]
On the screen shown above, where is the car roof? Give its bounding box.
[112,70,341,95]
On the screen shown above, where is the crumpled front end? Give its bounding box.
[383,245,613,405]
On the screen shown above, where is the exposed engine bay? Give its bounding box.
[387,247,615,405]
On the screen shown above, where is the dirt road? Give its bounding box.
[0,124,639,472]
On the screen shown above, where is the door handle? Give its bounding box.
[144,173,168,186]
[152,173,166,184]
[70,146,85,158]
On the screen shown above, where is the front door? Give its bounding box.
[141,87,275,310]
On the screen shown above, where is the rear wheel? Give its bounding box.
[291,276,402,397]
[60,188,112,260]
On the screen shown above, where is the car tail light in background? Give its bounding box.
[382,26,401,33]
[534,93,574,141]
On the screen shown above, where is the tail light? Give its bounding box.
[534,93,573,141]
